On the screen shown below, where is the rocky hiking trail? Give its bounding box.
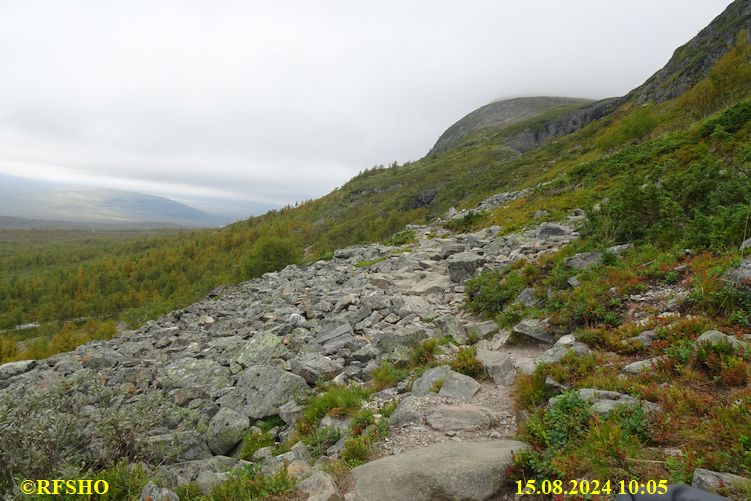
[2,188,725,501]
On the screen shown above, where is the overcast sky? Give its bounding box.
[0,0,733,214]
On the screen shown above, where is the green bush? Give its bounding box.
[465,266,530,317]
[297,385,369,435]
[451,346,484,378]
[243,235,302,278]
[0,377,175,493]
[698,101,751,136]
[371,362,409,391]
[409,338,440,367]
[384,230,416,246]
[205,465,294,501]
[350,409,375,435]
[586,139,751,250]
[598,105,660,151]
[238,431,275,461]
[543,391,592,450]
[302,427,341,459]
[341,435,372,466]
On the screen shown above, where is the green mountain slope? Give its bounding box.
[2,0,750,364]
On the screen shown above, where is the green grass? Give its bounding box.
[238,431,275,461]
[296,385,370,435]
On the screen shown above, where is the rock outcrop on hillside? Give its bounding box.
[625,0,751,105]
[428,96,594,155]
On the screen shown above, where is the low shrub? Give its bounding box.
[371,362,409,391]
[464,265,532,317]
[238,431,275,461]
[451,346,484,378]
[296,385,369,435]
[302,427,341,459]
[409,338,439,367]
[205,465,294,501]
[384,230,416,246]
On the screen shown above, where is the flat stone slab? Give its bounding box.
[412,365,481,399]
[350,440,529,501]
[426,404,499,431]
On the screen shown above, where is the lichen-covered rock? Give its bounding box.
[290,352,341,384]
[216,365,308,419]
[205,407,249,455]
[536,335,590,365]
[512,318,554,343]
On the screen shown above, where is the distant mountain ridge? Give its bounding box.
[0,174,230,228]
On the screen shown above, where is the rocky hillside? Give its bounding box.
[0,188,579,499]
[2,1,751,500]
[2,183,750,499]
[428,97,593,155]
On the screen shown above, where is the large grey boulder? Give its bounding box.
[317,321,358,354]
[297,471,342,501]
[538,223,569,239]
[290,352,341,384]
[696,330,747,351]
[411,366,480,399]
[515,287,539,307]
[512,318,554,343]
[446,252,486,283]
[566,252,604,270]
[140,482,179,501]
[425,404,499,431]
[388,396,423,427]
[0,360,36,381]
[148,431,213,463]
[434,316,467,344]
[536,335,590,365]
[159,456,246,489]
[410,273,451,295]
[622,357,666,374]
[350,440,529,501]
[157,358,231,392]
[624,328,657,348]
[217,365,308,419]
[236,332,287,367]
[205,407,249,455]
[475,348,515,386]
[465,321,499,340]
[724,256,751,282]
[375,326,428,352]
[692,468,750,495]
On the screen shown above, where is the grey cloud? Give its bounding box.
[0,0,733,213]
